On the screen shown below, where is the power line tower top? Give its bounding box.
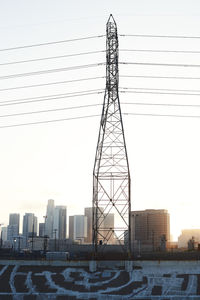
[93,15,131,257]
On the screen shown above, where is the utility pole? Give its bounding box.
[93,15,131,258]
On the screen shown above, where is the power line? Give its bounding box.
[0,50,105,66]
[0,35,105,52]
[120,48,200,54]
[122,102,200,108]
[120,75,200,80]
[124,112,200,118]
[0,89,103,104]
[0,114,100,129]
[121,87,200,93]
[0,88,103,104]
[120,34,200,39]
[0,76,105,92]
[2,100,200,119]
[0,90,104,107]
[3,101,199,119]
[120,90,200,97]
[120,62,200,68]
[1,111,200,129]
[0,103,102,118]
[0,63,105,80]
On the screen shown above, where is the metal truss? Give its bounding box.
[93,15,131,256]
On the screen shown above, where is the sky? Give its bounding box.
[0,0,200,240]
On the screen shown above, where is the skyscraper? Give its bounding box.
[23,213,37,246]
[84,207,93,244]
[69,215,87,243]
[45,199,54,238]
[39,223,45,237]
[131,209,170,252]
[68,216,74,241]
[84,208,114,244]
[7,225,19,244]
[53,206,67,240]
[1,227,7,243]
[103,213,115,244]
[9,213,20,235]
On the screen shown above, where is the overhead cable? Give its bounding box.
[120,62,200,68]
[0,91,104,107]
[122,102,200,108]
[120,87,200,93]
[3,101,200,119]
[1,112,200,129]
[120,34,200,39]
[0,76,105,92]
[0,35,105,52]
[0,104,102,118]
[0,114,100,129]
[120,90,200,97]
[120,48,200,54]
[0,88,103,104]
[120,75,200,80]
[124,112,200,118]
[0,63,105,80]
[0,50,105,66]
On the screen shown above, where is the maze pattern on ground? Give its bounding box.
[0,263,200,299]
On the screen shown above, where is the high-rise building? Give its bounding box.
[39,223,45,237]
[68,216,74,241]
[131,209,170,252]
[23,213,37,246]
[53,206,67,240]
[7,225,19,244]
[1,227,7,243]
[45,199,54,238]
[69,215,87,243]
[9,213,20,235]
[84,208,114,244]
[103,213,115,244]
[84,208,93,243]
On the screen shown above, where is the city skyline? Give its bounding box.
[0,201,197,244]
[1,1,200,240]
[2,201,200,247]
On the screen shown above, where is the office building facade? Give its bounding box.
[45,199,54,238]
[69,215,87,243]
[9,213,20,236]
[7,224,19,244]
[22,213,37,246]
[131,209,170,252]
[53,206,67,240]
[84,207,93,243]
[39,223,45,237]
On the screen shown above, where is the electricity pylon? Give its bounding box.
[93,15,131,257]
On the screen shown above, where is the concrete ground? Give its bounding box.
[0,260,200,299]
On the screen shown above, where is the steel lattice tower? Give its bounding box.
[93,15,131,256]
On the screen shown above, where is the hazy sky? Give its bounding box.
[0,0,200,240]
